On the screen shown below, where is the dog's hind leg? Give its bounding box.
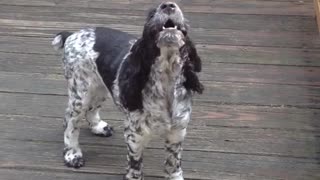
[86,104,114,137]
[63,77,88,168]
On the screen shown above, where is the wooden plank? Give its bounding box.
[0,169,134,180]
[202,64,320,86]
[0,139,319,180]
[1,94,319,132]
[0,20,319,48]
[314,0,320,32]
[195,81,320,108]
[2,57,320,87]
[0,5,317,32]
[191,104,320,131]
[2,45,320,71]
[198,44,320,66]
[1,114,319,159]
[191,28,320,48]
[0,0,314,16]
[0,72,320,108]
[0,53,62,74]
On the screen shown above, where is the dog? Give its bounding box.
[52,2,203,180]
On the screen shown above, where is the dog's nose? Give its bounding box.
[160,2,176,14]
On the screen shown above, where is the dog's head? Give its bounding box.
[143,2,188,48]
[121,2,203,111]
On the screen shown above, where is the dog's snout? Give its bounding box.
[160,2,176,14]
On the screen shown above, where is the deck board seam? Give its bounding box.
[2,138,319,160]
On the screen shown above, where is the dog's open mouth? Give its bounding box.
[162,19,178,30]
[161,19,187,36]
[158,19,185,48]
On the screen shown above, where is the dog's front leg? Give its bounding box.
[165,92,192,180]
[124,113,150,180]
[165,128,186,180]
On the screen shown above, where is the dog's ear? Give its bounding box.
[184,36,201,72]
[147,8,157,21]
[181,36,204,94]
[118,39,158,111]
[180,21,190,37]
[118,40,144,111]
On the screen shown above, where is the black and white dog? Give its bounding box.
[52,2,203,180]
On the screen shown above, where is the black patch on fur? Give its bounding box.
[94,27,136,93]
[180,37,204,94]
[56,31,73,48]
[118,38,160,111]
[129,156,143,171]
[117,8,163,111]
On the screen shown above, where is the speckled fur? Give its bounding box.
[52,2,202,180]
[55,28,114,168]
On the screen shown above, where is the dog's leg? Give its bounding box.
[124,113,150,180]
[63,98,85,168]
[86,105,113,137]
[164,88,192,180]
[63,77,89,168]
[164,128,186,180]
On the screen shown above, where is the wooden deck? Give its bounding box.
[0,0,320,179]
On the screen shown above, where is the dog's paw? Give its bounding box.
[63,148,85,168]
[91,121,114,137]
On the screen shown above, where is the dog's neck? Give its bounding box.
[144,47,184,98]
[157,47,183,76]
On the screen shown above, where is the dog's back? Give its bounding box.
[52,27,136,92]
[51,28,137,168]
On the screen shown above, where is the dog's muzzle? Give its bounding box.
[160,2,177,15]
[157,27,185,48]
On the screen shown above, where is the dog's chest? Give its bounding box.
[142,52,184,121]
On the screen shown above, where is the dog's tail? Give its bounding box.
[52,31,73,51]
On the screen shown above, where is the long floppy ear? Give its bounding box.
[117,39,159,111]
[146,8,157,21]
[184,36,202,72]
[118,39,145,111]
[181,37,204,94]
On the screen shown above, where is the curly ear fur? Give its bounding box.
[147,8,157,21]
[181,37,204,94]
[118,38,160,111]
[119,36,203,112]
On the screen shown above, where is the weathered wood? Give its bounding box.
[314,0,320,32]
[198,44,320,66]
[1,0,320,179]
[191,104,320,131]
[0,169,135,180]
[1,72,320,108]
[202,64,320,86]
[0,139,319,180]
[0,5,317,32]
[1,114,319,159]
[1,94,320,132]
[0,21,320,48]
[1,20,320,48]
[2,56,320,86]
[0,0,314,16]
[2,46,320,71]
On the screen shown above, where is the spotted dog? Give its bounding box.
[52,2,203,180]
